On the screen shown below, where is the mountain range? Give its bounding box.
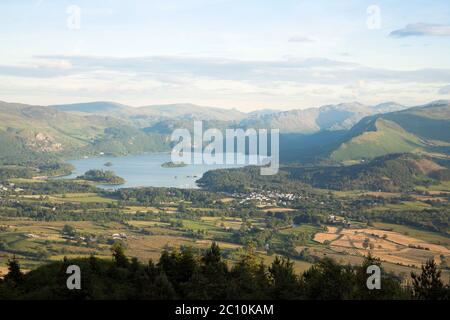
[51,100,408,134]
[241,101,407,133]
[0,99,449,167]
[51,102,246,122]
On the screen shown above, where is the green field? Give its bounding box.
[371,201,432,211]
[49,193,117,203]
[1,175,449,283]
[416,181,450,192]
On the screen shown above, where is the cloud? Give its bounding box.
[0,64,73,78]
[438,85,450,95]
[1,55,450,108]
[37,59,72,70]
[390,23,450,37]
[2,55,450,86]
[288,35,315,43]
[2,55,357,82]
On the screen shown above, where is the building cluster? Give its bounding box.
[112,233,128,240]
[0,183,23,193]
[61,234,88,241]
[232,191,298,206]
[327,215,353,228]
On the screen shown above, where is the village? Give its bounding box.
[0,183,24,194]
[232,191,298,206]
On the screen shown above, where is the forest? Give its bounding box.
[1,242,448,300]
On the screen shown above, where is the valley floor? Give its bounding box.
[1,179,449,283]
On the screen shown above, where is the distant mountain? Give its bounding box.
[242,108,321,134]
[52,101,130,116]
[51,102,246,122]
[51,100,409,133]
[371,102,406,113]
[329,100,450,162]
[247,108,281,117]
[240,102,407,133]
[135,103,246,121]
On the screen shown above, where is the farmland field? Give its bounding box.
[1,176,449,286]
[313,225,449,269]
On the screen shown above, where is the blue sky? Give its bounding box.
[1,0,450,110]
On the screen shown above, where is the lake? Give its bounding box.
[64,153,246,189]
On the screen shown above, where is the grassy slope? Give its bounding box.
[331,119,425,161]
[384,102,450,141]
[330,102,450,162]
[0,102,120,149]
[0,102,170,165]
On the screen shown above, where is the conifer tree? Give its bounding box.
[4,256,23,285]
[111,242,128,268]
[411,259,447,300]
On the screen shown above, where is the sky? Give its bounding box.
[0,0,450,111]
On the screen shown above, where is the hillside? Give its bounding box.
[289,153,449,192]
[52,101,408,133]
[1,99,448,169]
[331,118,425,161]
[240,102,407,134]
[0,101,124,151]
[199,153,449,193]
[52,101,130,116]
[0,101,169,166]
[382,100,450,143]
[329,101,450,162]
[0,130,59,166]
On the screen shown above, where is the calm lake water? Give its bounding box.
[64,153,245,189]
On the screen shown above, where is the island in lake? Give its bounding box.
[104,162,113,167]
[77,169,125,185]
[161,161,188,168]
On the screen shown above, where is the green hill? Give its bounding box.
[331,118,426,161]
[330,101,450,162]
[0,101,170,167]
[383,101,450,143]
[199,153,449,193]
[0,130,58,166]
[77,169,125,185]
[290,153,449,192]
[0,101,122,152]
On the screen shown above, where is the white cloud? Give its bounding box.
[390,23,450,37]
[438,85,450,95]
[288,36,315,43]
[1,55,450,109]
[37,59,73,70]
